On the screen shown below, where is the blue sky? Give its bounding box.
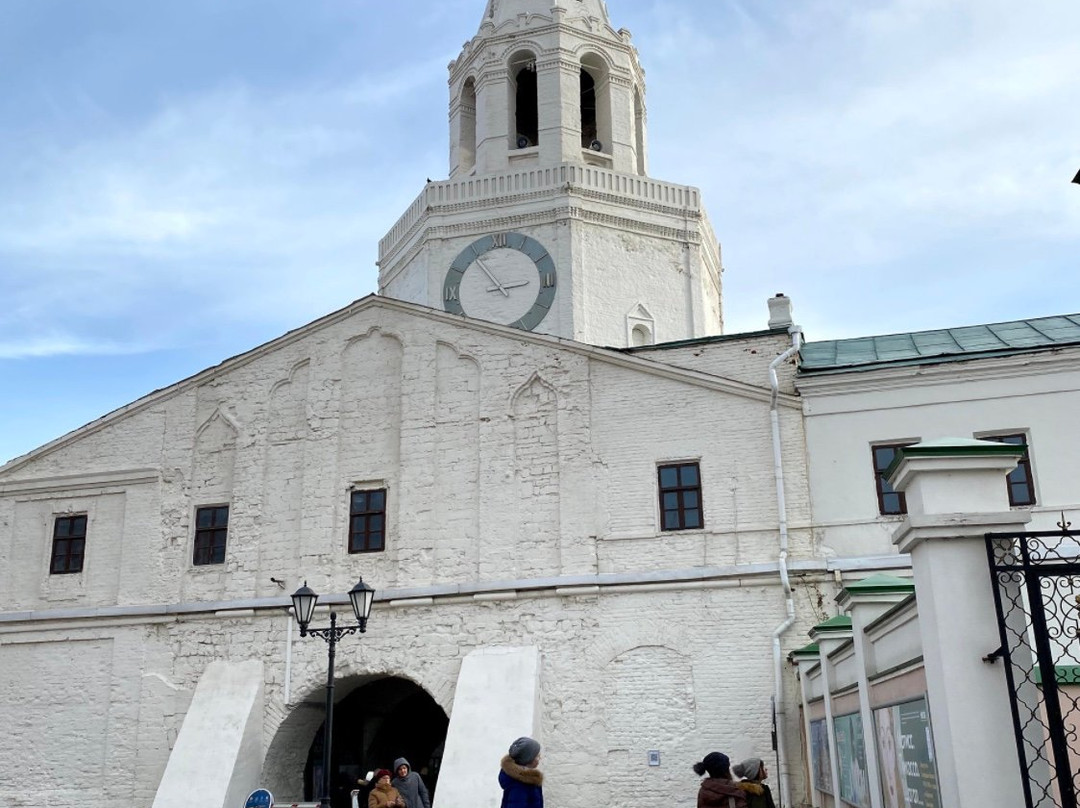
[2,0,1078,464]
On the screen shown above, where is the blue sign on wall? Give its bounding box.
[244,789,274,808]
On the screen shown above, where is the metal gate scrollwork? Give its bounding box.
[987,523,1080,808]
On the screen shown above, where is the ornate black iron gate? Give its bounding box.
[986,525,1080,808]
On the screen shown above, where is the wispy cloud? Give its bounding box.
[639,0,1080,334]
[0,333,155,360]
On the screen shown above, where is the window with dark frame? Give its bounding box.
[50,514,87,574]
[193,505,229,566]
[657,462,703,531]
[349,489,387,553]
[984,433,1037,507]
[872,443,915,515]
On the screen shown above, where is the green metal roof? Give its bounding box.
[799,313,1080,373]
[841,573,916,595]
[789,642,820,661]
[884,438,1027,480]
[810,615,853,635]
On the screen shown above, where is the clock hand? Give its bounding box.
[473,256,509,297]
[487,280,530,292]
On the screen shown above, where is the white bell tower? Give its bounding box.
[452,0,647,176]
[377,0,723,347]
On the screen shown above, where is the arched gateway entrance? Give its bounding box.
[264,675,448,807]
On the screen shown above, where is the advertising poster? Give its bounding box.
[834,712,871,807]
[874,697,940,808]
[810,717,834,794]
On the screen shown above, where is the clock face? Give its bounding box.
[443,232,557,331]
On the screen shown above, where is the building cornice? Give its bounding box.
[0,468,159,496]
[450,21,636,83]
[379,165,703,255]
[0,554,909,632]
[379,202,711,286]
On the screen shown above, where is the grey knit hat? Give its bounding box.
[733,757,763,780]
[509,736,541,766]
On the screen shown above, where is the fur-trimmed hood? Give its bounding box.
[738,782,764,796]
[500,755,544,786]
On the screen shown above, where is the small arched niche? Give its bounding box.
[509,51,538,149]
[457,77,477,174]
[627,303,656,347]
[631,324,653,347]
[580,53,611,153]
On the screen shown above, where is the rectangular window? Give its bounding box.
[983,434,1037,507]
[193,505,229,566]
[50,515,87,574]
[349,489,386,553]
[658,462,703,531]
[872,443,915,515]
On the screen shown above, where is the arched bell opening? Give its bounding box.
[458,77,477,174]
[509,51,539,149]
[263,675,448,808]
[580,69,597,148]
[580,53,611,154]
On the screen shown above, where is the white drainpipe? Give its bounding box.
[769,324,802,808]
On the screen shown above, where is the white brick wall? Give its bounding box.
[0,300,826,807]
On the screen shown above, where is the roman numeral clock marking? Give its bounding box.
[442,232,557,332]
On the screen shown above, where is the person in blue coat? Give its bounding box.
[498,736,543,808]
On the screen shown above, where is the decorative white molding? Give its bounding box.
[0,468,159,496]
[379,163,706,262]
[0,555,909,631]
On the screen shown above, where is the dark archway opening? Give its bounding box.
[580,69,597,148]
[514,65,538,148]
[304,677,448,808]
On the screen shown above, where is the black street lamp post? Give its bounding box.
[291,578,376,808]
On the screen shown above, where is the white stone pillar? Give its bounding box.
[888,438,1030,808]
[809,615,853,807]
[789,644,823,808]
[836,574,916,808]
[536,55,580,167]
[474,69,510,174]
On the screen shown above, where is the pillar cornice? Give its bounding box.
[893,510,1031,554]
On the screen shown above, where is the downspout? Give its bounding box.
[769,324,802,808]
